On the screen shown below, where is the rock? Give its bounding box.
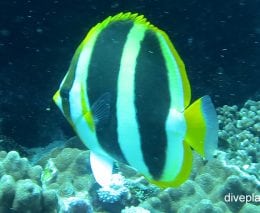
[12,179,42,212]
[42,189,59,213]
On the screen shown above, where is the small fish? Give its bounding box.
[53,12,218,188]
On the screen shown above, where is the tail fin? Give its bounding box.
[184,95,218,160]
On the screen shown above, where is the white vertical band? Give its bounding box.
[156,33,186,181]
[157,33,184,111]
[116,23,150,178]
[70,29,109,157]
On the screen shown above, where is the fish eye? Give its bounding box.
[60,88,70,99]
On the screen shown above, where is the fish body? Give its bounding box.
[53,12,218,188]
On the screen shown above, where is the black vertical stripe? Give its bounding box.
[87,20,133,163]
[135,30,170,179]
[60,52,80,123]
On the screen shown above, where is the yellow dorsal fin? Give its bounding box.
[93,12,159,32]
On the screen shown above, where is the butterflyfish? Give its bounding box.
[53,12,218,188]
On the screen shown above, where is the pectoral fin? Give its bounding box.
[90,151,114,187]
[91,92,111,128]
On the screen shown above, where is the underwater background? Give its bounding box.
[0,0,259,212]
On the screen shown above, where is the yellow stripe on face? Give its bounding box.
[80,85,95,132]
[83,111,95,132]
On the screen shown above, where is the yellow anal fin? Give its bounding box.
[184,96,218,159]
[150,141,193,188]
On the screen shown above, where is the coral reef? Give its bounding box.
[0,99,259,212]
[40,148,95,212]
[136,154,259,213]
[97,174,131,204]
[0,150,59,213]
[217,100,259,178]
[0,148,94,213]
[94,173,159,212]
